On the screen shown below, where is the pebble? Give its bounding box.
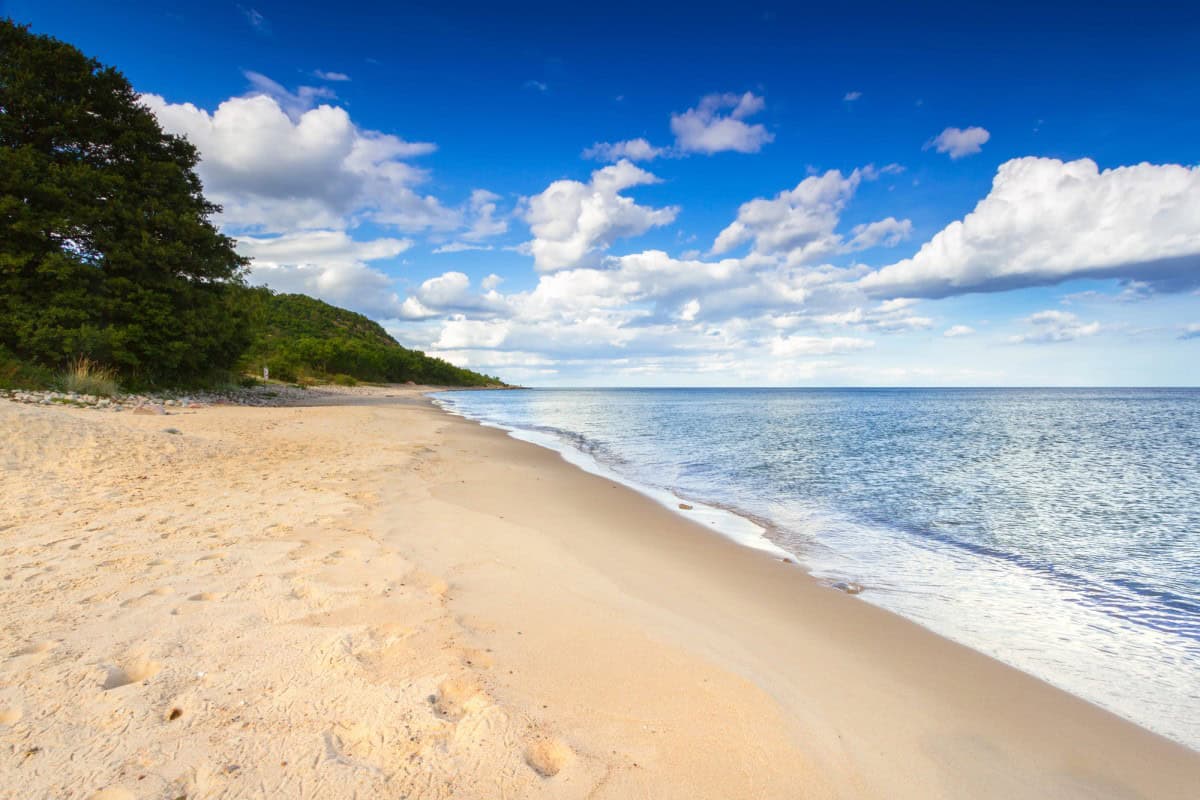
[1,386,306,412]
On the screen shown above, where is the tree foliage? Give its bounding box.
[0,20,250,384]
[236,289,503,387]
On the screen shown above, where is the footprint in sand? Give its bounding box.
[188,591,221,602]
[525,737,573,777]
[0,707,23,725]
[120,587,174,607]
[432,677,484,719]
[12,640,57,658]
[90,788,135,800]
[103,655,161,689]
[196,552,227,562]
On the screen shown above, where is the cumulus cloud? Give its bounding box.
[860,157,1200,298]
[844,91,863,102]
[1179,323,1200,341]
[523,160,679,272]
[141,90,458,234]
[711,168,911,263]
[943,324,976,338]
[1009,310,1101,344]
[670,92,773,155]
[236,230,411,317]
[925,126,990,159]
[582,138,666,163]
[413,272,510,317]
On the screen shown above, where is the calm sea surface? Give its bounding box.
[432,388,1200,749]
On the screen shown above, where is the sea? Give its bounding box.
[431,387,1200,750]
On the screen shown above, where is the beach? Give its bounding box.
[1,387,1197,799]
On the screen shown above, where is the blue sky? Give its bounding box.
[10,1,1200,385]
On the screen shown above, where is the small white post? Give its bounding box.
[263,365,269,381]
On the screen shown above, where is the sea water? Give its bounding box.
[432,388,1200,749]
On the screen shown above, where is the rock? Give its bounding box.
[833,581,864,595]
[678,503,694,510]
[132,403,166,416]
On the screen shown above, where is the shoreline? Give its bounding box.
[431,387,1200,750]
[1,387,1197,798]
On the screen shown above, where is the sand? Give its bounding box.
[1,387,1197,799]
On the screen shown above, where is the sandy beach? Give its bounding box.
[1,387,1197,799]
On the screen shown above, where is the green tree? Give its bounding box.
[0,20,250,384]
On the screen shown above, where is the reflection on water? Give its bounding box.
[434,388,1200,749]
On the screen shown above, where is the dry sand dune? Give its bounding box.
[1,388,1197,799]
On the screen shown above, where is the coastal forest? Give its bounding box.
[0,20,500,391]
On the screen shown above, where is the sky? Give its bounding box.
[9,0,1200,386]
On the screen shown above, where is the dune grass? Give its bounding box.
[58,357,119,397]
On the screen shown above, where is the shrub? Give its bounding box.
[0,347,54,390]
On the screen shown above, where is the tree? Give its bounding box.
[0,20,250,384]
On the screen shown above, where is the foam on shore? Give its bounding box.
[432,394,793,560]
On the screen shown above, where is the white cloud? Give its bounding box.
[141,89,458,234]
[313,70,350,82]
[523,80,548,93]
[414,272,509,317]
[242,71,336,120]
[943,324,976,338]
[925,126,990,159]
[711,168,911,263]
[582,138,666,162]
[670,92,774,155]
[1009,310,1101,344]
[462,189,508,240]
[523,160,679,272]
[1180,323,1200,341]
[236,230,411,317]
[238,6,268,33]
[861,157,1200,298]
[433,242,494,254]
[846,217,913,251]
[435,318,512,349]
[844,91,863,102]
[769,335,874,356]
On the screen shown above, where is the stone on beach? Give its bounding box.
[132,403,166,415]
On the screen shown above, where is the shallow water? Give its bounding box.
[432,387,1200,749]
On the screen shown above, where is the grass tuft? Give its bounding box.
[59,357,119,397]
